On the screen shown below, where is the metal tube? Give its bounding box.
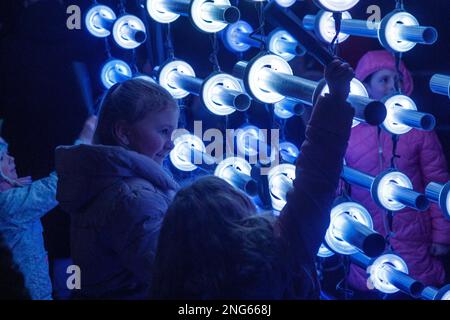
[421,286,438,300]
[162,0,191,15]
[170,73,203,94]
[302,15,379,38]
[271,175,292,201]
[258,68,318,105]
[341,166,374,190]
[234,31,264,48]
[121,25,146,43]
[223,167,258,196]
[274,39,304,56]
[350,252,372,269]
[391,107,435,131]
[387,183,430,211]
[302,15,316,31]
[425,182,443,203]
[384,266,424,298]
[212,86,251,111]
[264,2,334,66]
[93,14,115,30]
[201,3,240,24]
[397,24,438,44]
[340,19,379,38]
[429,74,450,97]
[279,99,304,116]
[347,94,387,126]
[110,70,131,84]
[333,214,385,257]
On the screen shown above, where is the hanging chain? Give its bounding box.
[209,33,221,72]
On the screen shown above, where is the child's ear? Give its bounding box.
[113,120,131,146]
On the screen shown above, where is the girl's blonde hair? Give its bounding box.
[94,78,177,146]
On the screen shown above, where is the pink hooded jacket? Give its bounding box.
[346,51,450,291]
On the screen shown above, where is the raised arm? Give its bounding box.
[277,60,355,263]
[0,173,58,224]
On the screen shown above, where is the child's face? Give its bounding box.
[366,68,403,100]
[0,149,18,181]
[127,105,179,165]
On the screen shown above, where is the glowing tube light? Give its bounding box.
[275,0,296,8]
[420,285,450,300]
[221,21,304,61]
[146,0,240,33]
[425,181,450,220]
[85,5,117,37]
[233,54,386,125]
[368,254,424,297]
[274,98,304,119]
[267,29,306,61]
[350,251,372,269]
[382,95,435,135]
[317,243,335,258]
[325,202,385,257]
[421,285,450,300]
[158,60,197,99]
[430,74,450,99]
[279,141,299,164]
[303,10,438,52]
[201,73,251,115]
[342,166,429,212]
[267,164,295,211]
[313,0,359,12]
[302,10,352,44]
[235,125,277,166]
[421,286,439,300]
[373,170,430,212]
[317,79,385,127]
[158,60,250,113]
[170,133,215,171]
[100,59,132,89]
[214,157,258,196]
[112,15,147,49]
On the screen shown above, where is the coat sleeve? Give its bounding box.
[106,185,169,286]
[277,95,354,264]
[0,172,58,224]
[418,130,450,244]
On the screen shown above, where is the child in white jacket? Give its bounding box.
[0,116,96,299]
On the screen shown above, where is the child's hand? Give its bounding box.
[324,59,355,101]
[16,176,32,186]
[77,115,98,145]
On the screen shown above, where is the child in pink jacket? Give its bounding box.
[345,50,450,297]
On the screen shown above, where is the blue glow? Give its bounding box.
[279,141,299,164]
[85,5,116,38]
[112,15,147,49]
[368,254,409,294]
[313,0,359,12]
[100,59,132,89]
[324,202,374,255]
[268,164,295,211]
[429,74,450,99]
[170,133,206,172]
[222,20,254,53]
